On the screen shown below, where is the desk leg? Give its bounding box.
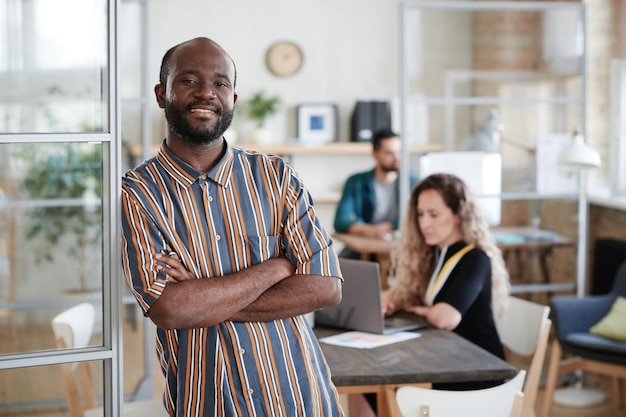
[337,385,432,417]
[377,254,390,290]
[502,249,527,285]
[380,384,432,417]
[539,248,554,299]
[380,387,399,417]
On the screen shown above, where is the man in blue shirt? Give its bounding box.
[333,128,419,258]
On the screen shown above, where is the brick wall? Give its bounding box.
[470,0,621,295]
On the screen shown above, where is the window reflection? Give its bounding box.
[0,0,107,133]
[0,316,153,415]
[0,142,104,355]
[0,360,105,416]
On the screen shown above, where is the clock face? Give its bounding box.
[266,41,303,77]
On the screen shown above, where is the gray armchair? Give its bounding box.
[541,261,626,417]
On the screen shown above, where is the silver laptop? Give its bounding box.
[315,258,427,334]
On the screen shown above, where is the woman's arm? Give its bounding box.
[405,303,462,330]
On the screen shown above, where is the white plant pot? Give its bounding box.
[250,126,274,146]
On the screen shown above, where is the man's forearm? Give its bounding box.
[230,274,342,322]
[148,257,293,329]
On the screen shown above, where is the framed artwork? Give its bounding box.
[296,103,338,144]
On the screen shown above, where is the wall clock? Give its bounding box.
[266,41,303,77]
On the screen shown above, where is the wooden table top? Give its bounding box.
[315,327,518,387]
[332,226,574,255]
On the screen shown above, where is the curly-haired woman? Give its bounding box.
[382,173,510,390]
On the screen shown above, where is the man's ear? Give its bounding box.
[233,92,238,105]
[154,83,166,109]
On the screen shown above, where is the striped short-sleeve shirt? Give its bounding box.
[121,141,344,417]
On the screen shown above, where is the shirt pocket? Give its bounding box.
[235,234,281,265]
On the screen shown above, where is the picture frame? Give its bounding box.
[296,103,338,145]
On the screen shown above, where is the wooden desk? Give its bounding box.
[315,327,517,417]
[491,227,574,292]
[331,233,394,288]
[333,227,575,294]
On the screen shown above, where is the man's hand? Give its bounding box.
[155,252,195,282]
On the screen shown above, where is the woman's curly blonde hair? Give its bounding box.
[386,173,510,319]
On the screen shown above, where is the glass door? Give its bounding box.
[0,0,125,415]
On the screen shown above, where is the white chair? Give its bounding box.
[52,302,168,417]
[396,369,526,417]
[495,296,551,417]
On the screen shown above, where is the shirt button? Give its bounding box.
[239,348,245,354]
[248,388,254,395]
[208,195,213,202]
[216,235,221,241]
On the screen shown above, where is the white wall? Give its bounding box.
[144,0,473,232]
[147,0,405,144]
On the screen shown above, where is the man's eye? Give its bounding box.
[182,79,196,84]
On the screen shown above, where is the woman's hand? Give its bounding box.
[404,305,430,317]
[381,290,398,316]
[155,252,194,282]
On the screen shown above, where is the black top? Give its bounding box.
[434,240,505,361]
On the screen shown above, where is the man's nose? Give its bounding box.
[195,82,217,98]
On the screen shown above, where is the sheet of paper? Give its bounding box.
[535,133,578,195]
[318,331,421,349]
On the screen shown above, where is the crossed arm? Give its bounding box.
[148,254,342,329]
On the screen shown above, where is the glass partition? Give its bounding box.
[400,2,585,199]
[0,142,104,355]
[399,1,584,297]
[0,360,106,415]
[0,0,108,133]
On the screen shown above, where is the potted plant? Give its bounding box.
[18,143,102,293]
[244,90,281,145]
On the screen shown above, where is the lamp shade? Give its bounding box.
[558,134,601,169]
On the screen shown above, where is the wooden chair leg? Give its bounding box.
[541,340,562,417]
[612,376,624,410]
[60,363,86,417]
[78,362,97,410]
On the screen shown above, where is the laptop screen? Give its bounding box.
[315,258,426,334]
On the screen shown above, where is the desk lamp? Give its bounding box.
[553,132,603,407]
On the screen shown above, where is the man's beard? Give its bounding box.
[165,100,234,145]
[380,165,399,173]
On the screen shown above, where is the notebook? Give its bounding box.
[315,258,428,334]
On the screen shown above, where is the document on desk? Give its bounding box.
[318,331,421,349]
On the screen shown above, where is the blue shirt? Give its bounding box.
[333,169,419,233]
[121,141,344,416]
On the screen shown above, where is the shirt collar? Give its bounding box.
[155,139,234,189]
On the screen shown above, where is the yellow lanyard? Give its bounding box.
[426,244,475,304]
